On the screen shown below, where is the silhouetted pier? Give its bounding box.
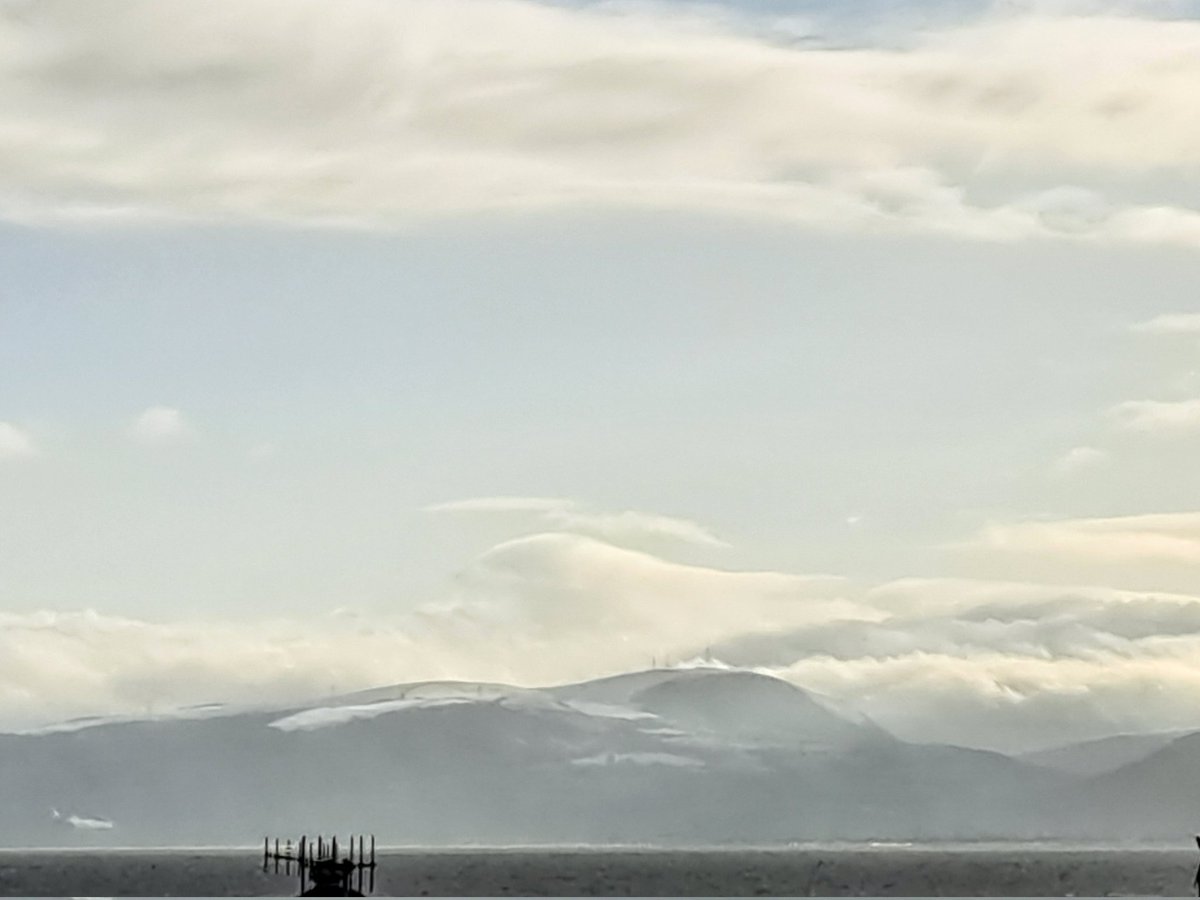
[264,833,376,896]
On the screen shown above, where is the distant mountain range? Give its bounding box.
[1019,730,1194,778]
[0,667,1192,847]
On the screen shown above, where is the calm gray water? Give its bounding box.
[0,846,1194,896]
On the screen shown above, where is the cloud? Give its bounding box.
[1052,445,1109,474]
[964,512,1200,565]
[0,422,35,461]
[1109,397,1200,433]
[447,532,855,636]
[11,553,1200,752]
[128,406,192,445]
[3,1,1200,245]
[720,576,1200,670]
[775,650,1200,753]
[12,537,1200,751]
[425,496,573,514]
[719,577,1200,750]
[546,509,730,548]
[0,534,857,733]
[426,496,730,548]
[1131,312,1200,335]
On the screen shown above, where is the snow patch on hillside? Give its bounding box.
[563,700,658,721]
[268,697,473,731]
[571,751,705,769]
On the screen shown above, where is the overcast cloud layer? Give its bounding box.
[4,0,1200,244]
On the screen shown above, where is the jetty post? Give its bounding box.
[263,829,378,894]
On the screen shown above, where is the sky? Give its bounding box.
[2,0,1200,752]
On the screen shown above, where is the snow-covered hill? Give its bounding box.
[0,666,1068,847]
[551,668,874,748]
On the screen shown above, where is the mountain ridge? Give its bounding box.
[0,666,1133,847]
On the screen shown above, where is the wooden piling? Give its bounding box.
[371,834,376,866]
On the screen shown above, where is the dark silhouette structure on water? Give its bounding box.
[264,834,376,896]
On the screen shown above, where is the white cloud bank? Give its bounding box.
[8,531,1200,752]
[3,0,1200,245]
[0,533,859,733]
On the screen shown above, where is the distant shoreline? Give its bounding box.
[0,839,1191,852]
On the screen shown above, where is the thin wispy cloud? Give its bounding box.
[964,511,1200,565]
[426,496,731,548]
[1131,312,1200,335]
[3,1,1200,245]
[1109,397,1200,433]
[129,406,192,445]
[547,510,730,549]
[425,497,574,514]
[0,422,35,461]
[1052,445,1110,475]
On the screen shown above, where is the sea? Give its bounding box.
[0,843,1194,897]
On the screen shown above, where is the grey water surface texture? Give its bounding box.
[0,846,1197,897]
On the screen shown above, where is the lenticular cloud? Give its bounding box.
[6,534,1200,751]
